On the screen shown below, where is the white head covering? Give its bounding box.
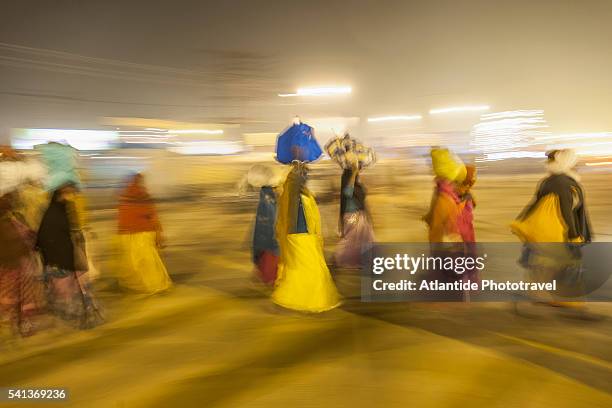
[547,149,580,181]
[0,160,47,196]
[246,164,287,188]
[237,163,288,196]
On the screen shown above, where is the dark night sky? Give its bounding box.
[1,0,612,140]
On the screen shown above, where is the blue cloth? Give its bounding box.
[275,123,322,164]
[36,143,81,191]
[253,187,279,262]
[342,186,359,213]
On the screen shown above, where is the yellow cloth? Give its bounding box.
[511,194,567,243]
[272,185,340,313]
[116,231,172,294]
[511,193,581,290]
[73,193,88,229]
[512,193,586,305]
[431,148,467,183]
[73,193,101,280]
[16,184,49,230]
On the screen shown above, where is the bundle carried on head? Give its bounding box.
[546,148,579,181]
[0,146,46,196]
[247,164,287,188]
[430,147,467,183]
[325,133,376,170]
[35,142,81,191]
[275,120,322,164]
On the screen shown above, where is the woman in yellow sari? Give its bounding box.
[272,162,341,312]
[512,149,592,307]
[116,174,172,294]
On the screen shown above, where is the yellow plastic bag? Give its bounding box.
[511,194,567,242]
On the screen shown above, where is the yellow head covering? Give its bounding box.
[431,148,467,183]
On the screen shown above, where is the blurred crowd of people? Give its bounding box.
[0,138,596,340]
[248,145,593,312]
[0,144,172,338]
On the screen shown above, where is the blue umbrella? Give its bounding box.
[275,122,322,164]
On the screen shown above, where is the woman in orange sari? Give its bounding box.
[423,148,474,300]
[116,174,172,294]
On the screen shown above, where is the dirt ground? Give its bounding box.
[1,164,611,407]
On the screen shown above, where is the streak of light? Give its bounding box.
[11,128,119,150]
[277,102,331,106]
[278,86,352,97]
[367,115,422,122]
[120,132,170,141]
[119,130,168,134]
[475,151,546,162]
[123,140,169,144]
[586,161,612,166]
[471,110,549,162]
[169,141,243,155]
[369,126,426,132]
[429,105,490,115]
[90,156,149,160]
[169,129,224,135]
[242,132,278,137]
[535,132,612,142]
[480,110,544,120]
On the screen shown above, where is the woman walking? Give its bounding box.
[272,161,341,312]
[248,164,284,286]
[423,148,474,300]
[512,149,592,306]
[37,183,103,329]
[334,162,374,268]
[0,149,47,336]
[116,173,172,294]
[424,148,468,244]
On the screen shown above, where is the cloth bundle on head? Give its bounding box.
[36,142,81,191]
[431,148,467,183]
[547,149,579,181]
[247,164,287,188]
[0,158,47,196]
[275,121,322,164]
[325,133,376,170]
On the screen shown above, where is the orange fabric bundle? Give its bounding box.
[118,175,160,234]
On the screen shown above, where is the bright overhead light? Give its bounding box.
[169,129,224,135]
[278,86,352,97]
[475,151,546,162]
[367,115,422,123]
[429,105,490,115]
[480,110,543,121]
[586,161,612,166]
[470,109,549,162]
[11,128,118,151]
[169,141,243,155]
[90,156,149,160]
